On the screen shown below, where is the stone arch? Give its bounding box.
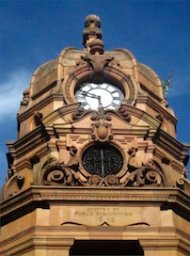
[63,63,138,106]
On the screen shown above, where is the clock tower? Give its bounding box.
[1,15,190,256]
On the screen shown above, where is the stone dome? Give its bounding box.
[17,14,169,141]
[27,47,163,106]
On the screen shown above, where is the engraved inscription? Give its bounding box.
[72,207,133,225]
[52,205,159,227]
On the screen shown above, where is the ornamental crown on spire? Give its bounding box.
[83,14,103,48]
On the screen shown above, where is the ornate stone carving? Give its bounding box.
[66,146,79,170]
[89,39,104,55]
[125,159,165,187]
[79,164,165,188]
[3,169,33,199]
[42,146,80,186]
[175,178,190,194]
[90,109,112,121]
[88,175,102,186]
[83,14,102,48]
[81,54,113,72]
[44,168,74,185]
[92,122,112,142]
[72,107,88,120]
[78,155,166,188]
[76,54,115,82]
[117,105,131,122]
[64,52,138,107]
[42,158,77,186]
[20,87,30,106]
[105,175,119,186]
[33,112,43,126]
[16,175,25,189]
[80,174,119,187]
[91,108,113,142]
[37,128,167,188]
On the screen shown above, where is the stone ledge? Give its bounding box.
[1,186,190,218]
[1,226,189,256]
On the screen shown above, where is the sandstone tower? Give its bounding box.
[1,15,190,256]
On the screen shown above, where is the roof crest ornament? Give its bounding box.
[83,14,103,51]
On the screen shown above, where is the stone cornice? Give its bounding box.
[7,126,48,158]
[31,80,57,100]
[6,126,153,161]
[18,93,64,122]
[155,129,188,162]
[136,95,177,125]
[1,186,189,222]
[119,104,161,128]
[139,83,163,102]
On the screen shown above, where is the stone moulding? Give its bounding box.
[1,227,189,256]
[1,186,190,221]
[3,104,188,201]
[18,94,64,122]
[63,57,138,107]
[155,129,188,162]
[136,94,177,125]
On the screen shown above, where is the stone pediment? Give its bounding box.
[41,103,161,130]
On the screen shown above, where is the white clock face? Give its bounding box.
[75,83,124,110]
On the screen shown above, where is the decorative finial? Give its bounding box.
[83,14,102,49]
[89,38,104,55]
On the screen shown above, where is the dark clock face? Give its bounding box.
[75,82,124,110]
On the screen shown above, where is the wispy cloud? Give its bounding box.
[0,69,31,186]
[0,69,31,120]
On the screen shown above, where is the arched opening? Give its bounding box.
[70,240,144,256]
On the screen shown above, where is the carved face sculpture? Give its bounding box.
[75,82,124,110]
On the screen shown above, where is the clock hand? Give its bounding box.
[97,95,103,108]
[78,90,104,109]
[78,91,101,100]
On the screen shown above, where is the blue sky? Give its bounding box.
[0,0,190,187]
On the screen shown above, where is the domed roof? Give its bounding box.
[138,63,162,86]
[29,46,163,102]
[24,13,164,113]
[30,59,58,97]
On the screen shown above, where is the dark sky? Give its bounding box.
[0,0,190,186]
